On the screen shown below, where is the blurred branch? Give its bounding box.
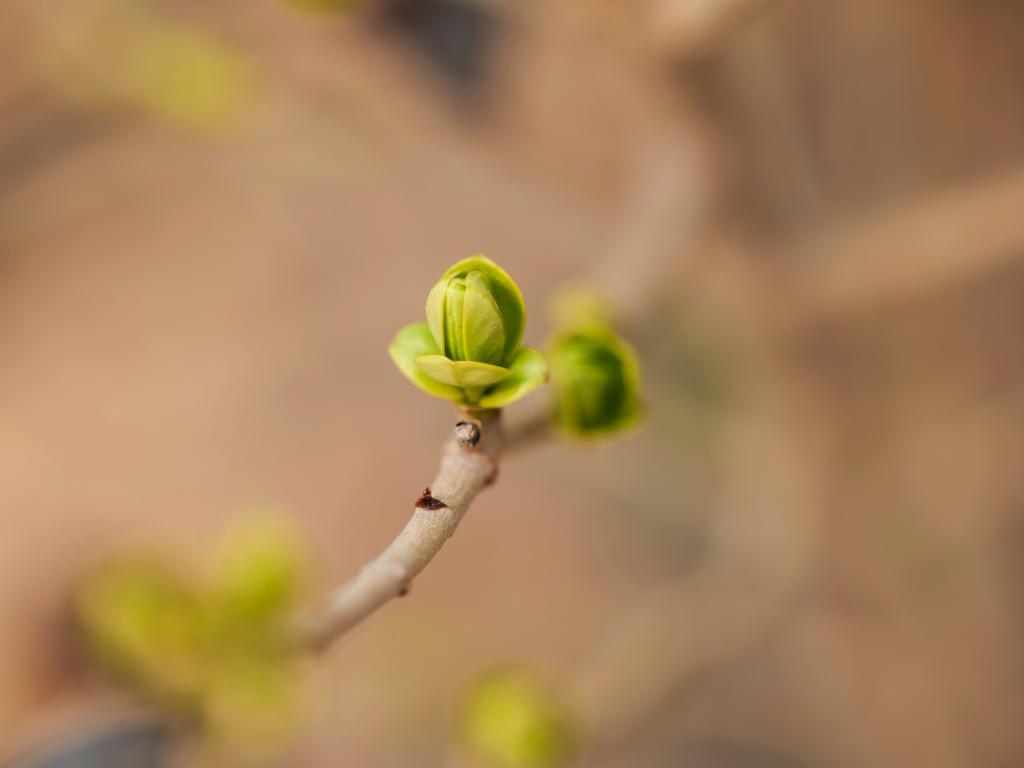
[565,381,824,761]
[0,101,123,197]
[647,0,775,60]
[792,165,1024,322]
[293,415,503,651]
[589,119,712,328]
[503,410,552,456]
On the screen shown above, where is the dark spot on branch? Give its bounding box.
[397,577,412,597]
[455,420,481,447]
[484,463,499,487]
[415,487,448,510]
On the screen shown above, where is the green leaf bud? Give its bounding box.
[74,519,306,747]
[459,668,577,768]
[548,324,643,439]
[209,515,305,628]
[426,257,523,365]
[74,560,212,707]
[391,256,547,408]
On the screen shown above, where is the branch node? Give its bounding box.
[484,462,499,487]
[294,413,504,651]
[397,576,412,597]
[415,486,448,510]
[455,420,481,447]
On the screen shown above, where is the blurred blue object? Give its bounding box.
[374,0,500,99]
[7,717,176,768]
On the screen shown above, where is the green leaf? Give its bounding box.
[440,256,525,365]
[461,270,506,364]
[425,277,450,356]
[478,347,548,408]
[389,323,464,402]
[444,279,467,360]
[415,356,511,389]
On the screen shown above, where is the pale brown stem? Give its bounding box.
[293,413,503,652]
[502,410,553,456]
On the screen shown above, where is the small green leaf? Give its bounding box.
[416,356,511,389]
[444,279,467,361]
[460,668,576,768]
[462,271,506,364]
[478,347,548,408]
[438,256,525,365]
[426,277,450,356]
[389,323,465,402]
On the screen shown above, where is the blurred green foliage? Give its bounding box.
[459,668,577,768]
[285,0,359,13]
[74,517,305,748]
[123,25,253,132]
[55,8,255,133]
[546,291,643,440]
[212,518,304,627]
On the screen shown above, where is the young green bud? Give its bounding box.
[426,270,506,365]
[459,668,577,768]
[390,256,547,408]
[74,517,305,743]
[548,324,643,439]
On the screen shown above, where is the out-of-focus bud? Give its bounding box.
[75,560,210,706]
[459,667,576,768]
[73,515,307,751]
[211,515,305,628]
[57,12,254,134]
[286,0,356,13]
[390,256,547,408]
[548,323,643,440]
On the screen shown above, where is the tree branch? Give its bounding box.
[503,409,553,456]
[293,413,503,652]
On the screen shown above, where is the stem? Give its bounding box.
[503,410,553,455]
[293,413,503,652]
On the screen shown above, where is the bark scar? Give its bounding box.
[397,576,412,597]
[483,461,499,487]
[415,487,448,510]
[455,420,481,447]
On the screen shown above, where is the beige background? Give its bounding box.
[2,1,1024,765]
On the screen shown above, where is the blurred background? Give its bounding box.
[3,0,1024,765]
